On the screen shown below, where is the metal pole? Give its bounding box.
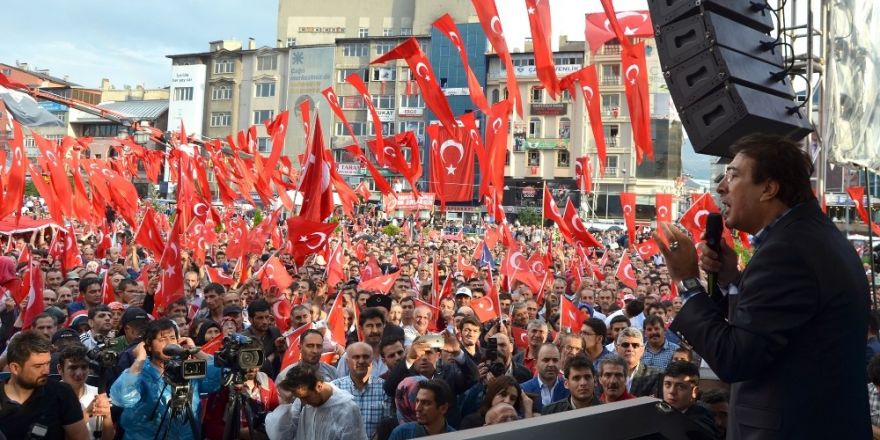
[866,166,878,310]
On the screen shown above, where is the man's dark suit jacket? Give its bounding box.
[382,354,479,398]
[671,200,871,439]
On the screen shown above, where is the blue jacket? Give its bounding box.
[520,376,569,413]
[110,356,222,440]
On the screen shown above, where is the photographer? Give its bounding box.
[79,304,114,350]
[481,332,531,383]
[58,345,114,439]
[202,366,279,440]
[109,318,222,440]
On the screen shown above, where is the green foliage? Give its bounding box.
[24,181,39,197]
[517,207,542,226]
[734,236,753,266]
[382,224,401,237]
[252,209,264,227]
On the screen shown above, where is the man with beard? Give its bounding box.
[542,353,600,414]
[79,304,114,350]
[332,342,392,438]
[0,331,89,440]
[520,343,568,412]
[336,307,389,378]
[598,355,635,403]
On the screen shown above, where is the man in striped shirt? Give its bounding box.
[331,342,392,438]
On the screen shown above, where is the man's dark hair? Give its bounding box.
[399,296,414,305]
[643,315,665,330]
[700,388,729,405]
[6,330,52,365]
[88,304,111,320]
[299,328,324,344]
[609,315,631,328]
[417,379,455,412]
[379,336,404,354]
[563,353,596,378]
[664,360,701,382]
[582,317,607,337]
[869,355,880,387]
[674,346,693,362]
[204,282,226,296]
[279,364,320,391]
[729,134,814,207]
[32,312,58,326]
[624,299,644,318]
[646,302,666,315]
[459,315,481,330]
[46,268,63,278]
[78,276,102,294]
[58,345,89,369]
[117,278,138,293]
[143,318,178,357]
[359,307,387,327]
[247,299,271,317]
[498,292,512,302]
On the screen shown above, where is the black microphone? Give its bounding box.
[705,213,724,302]
[162,344,200,357]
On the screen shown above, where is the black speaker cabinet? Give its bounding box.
[647,0,774,33]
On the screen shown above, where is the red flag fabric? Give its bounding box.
[371,38,458,138]
[543,184,571,237]
[511,326,529,351]
[573,66,607,175]
[62,229,83,274]
[561,199,603,248]
[134,207,165,257]
[258,256,294,291]
[655,193,673,223]
[620,192,637,246]
[287,217,337,265]
[471,0,524,115]
[101,270,115,305]
[847,187,870,224]
[560,296,587,332]
[205,267,234,286]
[575,156,593,193]
[345,145,395,197]
[500,247,528,278]
[280,323,314,371]
[325,294,348,348]
[635,239,660,261]
[347,73,387,162]
[33,132,74,218]
[200,332,225,355]
[298,117,334,222]
[584,11,653,53]
[527,253,548,278]
[360,256,383,281]
[615,252,638,289]
[154,216,184,313]
[433,14,490,113]
[325,244,345,291]
[20,257,45,330]
[622,42,653,163]
[322,87,359,148]
[472,295,500,323]
[357,271,401,294]
[0,121,28,221]
[485,100,513,196]
[355,181,372,201]
[457,255,478,280]
[427,122,474,202]
[680,193,720,239]
[525,0,559,99]
[299,99,311,145]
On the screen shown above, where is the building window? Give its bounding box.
[371,95,395,109]
[398,121,425,137]
[213,58,235,74]
[554,55,583,65]
[606,155,619,176]
[342,43,369,57]
[52,112,67,124]
[212,85,232,101]
[257,137,271,153]
[557,150,570,167]
[528,150,541,166]
[371,67,395,81]
[513,58,536,67]
[82,124,121,138]
[601,64,621,85]
[257,55,277,71]
[491,89,500,104]
[359,27,369,38]
[560,89,572,102]
[375,42,394,55]
[604,124,620,146]
[400,27,412,36]
[336,121,367,136]
[173,87,193,101]
[559,118,571,139]
[530,87,544,103]
[286,38,296,47]
[255,82,276,97]
[210,112,232,127]
[528,117,542,138]
[337,68,369,83]
[400,94,425,108]
[383,28,394,36]
[253,110,275,125]
[602,93,620,115]
[1,68,11,76]
[369,122,395,136]
[505,150,510,166]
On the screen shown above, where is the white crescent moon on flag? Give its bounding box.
[490,16,504,35]
[383,146,397,158]
[449,32,462,49]
[304,232,327,250]
[694,209,709,228]
[510,252,526,271]
[440,140,464,164]
[626,65,640,83]
[194,203,208,217]
[492,118,502,134]
[415,62,431,81]
[574,161,583,177]
[657,206,669,218]
[623,205,633,217]
[624,264,635,280]
[582,85,594,103]
[572,216,587,234]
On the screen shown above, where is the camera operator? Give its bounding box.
[109,318,222,440]
[58,345,114,439]
[480,332,531,383]
[202,365,279,440]
[0,330,89,440]
[79,304,114,350]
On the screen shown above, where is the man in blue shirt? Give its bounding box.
[389,380,456,439]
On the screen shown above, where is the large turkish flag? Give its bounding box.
[428,123,475,202]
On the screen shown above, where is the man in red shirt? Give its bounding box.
[598,355,635,403]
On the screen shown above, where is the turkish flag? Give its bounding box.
[427,122,475,202]
[61,229,83,274]
[622,42,653,163]
[457,255,478,279]
[848,187,870,224]
[578,66,607,175]
[562,199,603,248]
[200,332,225,355]
[511,326,529,351]
[298,117,334,222]
[70,152,94,224]
[33,132,74,219]
[615,252,638,289]
[680,193,721,239]
[575,156,593,193]
[560,296,587,332]
[500,247,528,278]
[571,261,584,291]
[325,244,345,291]
[0,121,29,221]
[527,253,548,278]
[287,216,337,265]
[543,184,572,237]
[472,295,500,323]
[258,256,294,291]
[355,181,372,201]
[134,207,166,258]
[358,271,400,294]
[655,193,673,223]
[525,0,559,99]
[20,257,45,330]
[17,246,30,266]
[360,256,383,281]
[346,144,395,197]
[101,269,115,305]
[299,99,311,146]
[485,100,513,196]
[347,73,387,162]
[372,38,458,138]
[433,14,490,113]
[224,218,250,260]
[205,267,234,286]
[280,323,314,371]
[584,10,653,53]
[154,216,184,314]
[635,239,660,261]
[325,294,348,348]
[471,0,523,115]
[620,192,637,247]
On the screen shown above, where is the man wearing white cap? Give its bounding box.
[454,287,472,310]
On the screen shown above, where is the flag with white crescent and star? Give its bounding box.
[427,121,475,202]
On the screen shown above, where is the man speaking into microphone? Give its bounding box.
[655,134,870,439]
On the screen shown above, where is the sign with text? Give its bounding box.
[530,103,567,116]
[399,107,424,117]
[384,192,436,211]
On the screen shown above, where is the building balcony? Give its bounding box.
[601,77,621,86]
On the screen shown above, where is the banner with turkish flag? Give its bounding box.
[345,144,395,197]
[560,296,587,332]
[615,251,638,289]
[578,66,607,175]
[620,192,637,247]
[511,326,529,351]
[325,244,345,291]
[471,0,523,115]
[428,122,475,202]
[622,42,653,163]
[154,216,184,314]
[357,271,400,294]
[525,0,559,99]
[472,295,500,323]
[360,256,383,281]
[655,193,673,223]
[584,10,653,53]
[286,217,337,264]
[635,239,660,261]
[433,14,490,113]
[298,117,334,223]
[575,156,593,193]
[20,256,44,330]
[134,207,165,257]
[325,294,348,348]
[258,256,294,291]
[355,181,372,201]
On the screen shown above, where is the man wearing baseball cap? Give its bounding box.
[454,287,472,310]
[106,307,150,356]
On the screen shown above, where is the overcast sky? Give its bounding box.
[0,0,646,89]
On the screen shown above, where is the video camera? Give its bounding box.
[214,333,264,372]
[86,343,119,371]
[483,338,507,377]
[162,344,207,386]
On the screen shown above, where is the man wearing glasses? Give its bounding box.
[581,318,611,369]
[614,327,661,397]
